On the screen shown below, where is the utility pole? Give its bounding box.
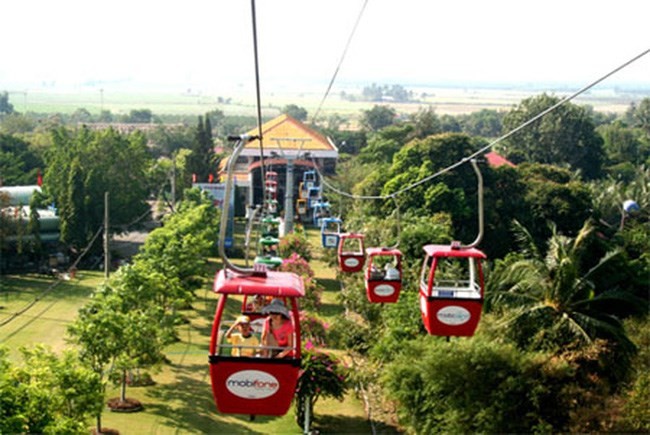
[104,191,110,279]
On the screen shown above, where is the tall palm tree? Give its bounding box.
[487,219,638,354]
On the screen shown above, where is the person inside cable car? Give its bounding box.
[260,299,294,358]
[369,264,384,280]
[384,262,400,280]
[224,315,260,357]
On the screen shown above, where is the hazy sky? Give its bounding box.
[2,0,649,93]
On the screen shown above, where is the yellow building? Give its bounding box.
[219,114,339,208]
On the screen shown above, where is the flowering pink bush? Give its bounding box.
[300,311,329,347]
[280,254,322,310]
[279,231,312,261]
[295,349,348,428]
[280,253,315,278]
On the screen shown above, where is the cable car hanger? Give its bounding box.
[219,134,263,276]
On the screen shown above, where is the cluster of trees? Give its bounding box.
[318,95,649,432]
[0,191,219,433]
[1,89,649,432]
[341,83,414,103]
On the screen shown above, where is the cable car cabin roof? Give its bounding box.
[366,247,402,256]
[214,269,305,297]
[422,244,487,259]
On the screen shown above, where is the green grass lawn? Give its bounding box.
[0,227,382,434]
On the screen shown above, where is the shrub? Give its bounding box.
[295,350,349,429]
[382,337,578,433]
[279,253,322,310]
[278,231,312,261]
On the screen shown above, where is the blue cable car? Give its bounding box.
[320,217,342,248]
[312,200,331,226]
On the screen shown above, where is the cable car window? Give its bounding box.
[420,255,433,289]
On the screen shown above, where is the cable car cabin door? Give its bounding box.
[209,271,303,416]
[419,245,486,337]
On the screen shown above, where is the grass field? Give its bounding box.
[0,228,385,434]
[11,83,643,119]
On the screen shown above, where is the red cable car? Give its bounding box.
[209,269,304,416]
[265,171,278,182]
[419,243,487,337]
[364,247,402,303]
[338,233,365,273]
[265,180,278,200]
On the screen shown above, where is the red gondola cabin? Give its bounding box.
[338,233,365,273]
[419,244,487,337]
[209,269,304,416]
[364,247,402,303]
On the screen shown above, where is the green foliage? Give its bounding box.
[123,109,153,123]
[487,220,640,364]
[457,108,505,138]
[279,253,322,311]
[295,350,349,428]
[0,345,103,434]
[357,124,412,164]
[502,93,604,179]
[0,133,44,185]
[43,126,152,250]
[518,163,593,242]
[360,105,397,132]
[0,91,14,114]
[617,316,650,432]
[282,104,308,121]
[135,191,219,291]
[278,230,312,261]
[185,115,216,184]
[382,337,576,433]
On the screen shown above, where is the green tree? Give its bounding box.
[625,97,650,135]
[357,124,412,164]
[502,93,604,179]
[124,109,153,123]
[487,220,639,358]
[0,133,44,185]
[135,190,219,292]
[0,91,14,114]
[0,113,35,134]
[460,109,504,137]
[185,115,216,183]
[282,104,308,121]
[44,127,151,250]
[360,105,397,132]
[382,337,576,433]
[407,106,441,140]
[519,163,594,241]
[0,346,103,434]
[598,120,643,167]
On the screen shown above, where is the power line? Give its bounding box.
[311,0,370,126]
[315,48,650,202]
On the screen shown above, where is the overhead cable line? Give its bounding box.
[250,0,266,184]
[310,0,370,125]
[0,225,104,329]
[315,48,650,201]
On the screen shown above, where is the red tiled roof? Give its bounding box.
[485,151,515,168]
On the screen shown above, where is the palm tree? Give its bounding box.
[487,219,638,354]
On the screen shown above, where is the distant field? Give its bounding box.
[10,84,645,119]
